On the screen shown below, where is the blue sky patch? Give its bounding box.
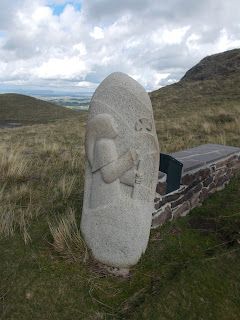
[49,2,81,16]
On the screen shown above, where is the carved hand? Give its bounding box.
[135,171,143,184]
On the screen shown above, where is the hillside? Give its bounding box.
[0,93,79,124]
[150,48,240,120]
[1,49,240,319]
[181,48,240,81]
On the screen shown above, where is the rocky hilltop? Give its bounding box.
[181,48,240,81]
[150,48,240,119]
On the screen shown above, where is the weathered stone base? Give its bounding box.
[152,144,240,228]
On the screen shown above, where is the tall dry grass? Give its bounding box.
[0,143,30,182]
[155,106,240,153]
[0,105,239,255]
[0,116,86,244]
[48,207,87,262]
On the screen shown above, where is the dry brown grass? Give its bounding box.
[48,207,87,262]
[0,143,30,182]
[0,115,87,243]
[0,101,240,253]
[155,106,240,154]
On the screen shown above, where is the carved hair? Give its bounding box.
[85,114,118,167]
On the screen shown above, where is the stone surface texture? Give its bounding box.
[152,144,240,228]
[81,72,159,268]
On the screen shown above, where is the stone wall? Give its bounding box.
[152,144,240,228]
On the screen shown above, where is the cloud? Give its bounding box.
[33,56,89,80]
[0,0,239,93]
[90,27,104,40]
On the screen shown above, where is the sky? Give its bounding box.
[0,0,239,94]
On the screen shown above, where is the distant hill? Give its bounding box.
[150,48,240,119]
[0,93,80,124]
[181,48,240,81]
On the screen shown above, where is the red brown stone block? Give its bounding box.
[216,175,227,188]
[228,155,238,162]
[227,158,238,168]
[199,188,208,203]
[192,183,202,194]
[152,206,172,227]
[216,160,228,168]
[165,192,181,203]
[204,168,211,179]
[171,190,194,208]
[197,168,211,181]
[155,200,165,210]
[210,165,216,174]
[173,202,190,218]
[208,182,216,192]
[190,192,201,208]
[214,169,224,183]
[156,181,167,196]
[171,195,186,209]
[181,174,195,186]
[203,176,213,187]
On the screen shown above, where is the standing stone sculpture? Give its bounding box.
[81,72,159,270]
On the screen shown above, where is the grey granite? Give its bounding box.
[81,72,159,269]
[170,144,240,173]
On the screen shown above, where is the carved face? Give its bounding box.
[98,114,118,140]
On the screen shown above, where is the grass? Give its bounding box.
[0,116,87,243]
[150,76,240,122]
[0,72,240,318]
[1,170,240,319]
[0,93,79,124]
[48,207,88,262]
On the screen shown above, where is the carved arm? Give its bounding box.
[101,149,136,184]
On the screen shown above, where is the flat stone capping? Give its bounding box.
[153,144,240,228]
[170,143,240,173]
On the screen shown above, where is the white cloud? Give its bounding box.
[73,43,87,56]
[217,29,240,52]
[2,79,27,85]
[0,61,7,73]
[90,26,104,39]
[162,26,190,45]
[33,56,89,79]
[186,33,200,50]
[0,0,239,93]
[76,81,97,88]
[154,73,170,85]
[32,6,53,23]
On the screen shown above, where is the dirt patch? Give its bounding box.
[188,217,217,236]
[189,216,240,248]
[0,123,23,129]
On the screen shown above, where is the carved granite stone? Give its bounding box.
[81,72,159,269]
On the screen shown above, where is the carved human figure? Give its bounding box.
[81,72,159,270]
[85,114,141,209]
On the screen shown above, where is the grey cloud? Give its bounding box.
[0,0,239,92]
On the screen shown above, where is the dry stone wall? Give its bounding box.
[152,144,240,228]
